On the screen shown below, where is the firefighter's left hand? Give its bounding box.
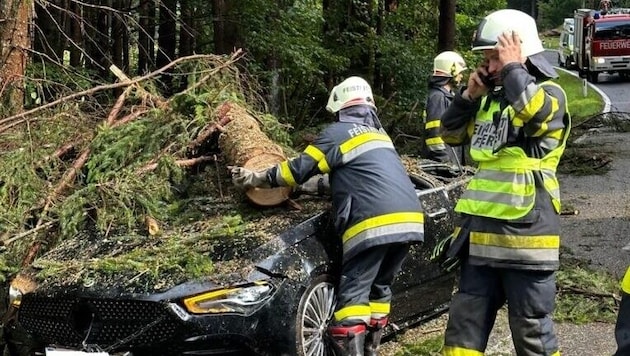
[230,166,270,189]
[496,31,524,66]
[294,174,330,196]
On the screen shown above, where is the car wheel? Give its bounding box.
[295,274,337,356]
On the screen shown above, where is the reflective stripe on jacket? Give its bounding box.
[456,82,570,219]
[424,85,453,162]
[267,105,424,263]
[441,69,570,269]
[622,267,630,294]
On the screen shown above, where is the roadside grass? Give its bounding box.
[554,71,604,124]
[396,335,443,356]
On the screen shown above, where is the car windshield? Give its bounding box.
[594,20,630,39]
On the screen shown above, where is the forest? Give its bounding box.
[2,0,620,131]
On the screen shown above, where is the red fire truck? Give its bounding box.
[573,8,630,83]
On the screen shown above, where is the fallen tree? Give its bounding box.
[0,50,307,292]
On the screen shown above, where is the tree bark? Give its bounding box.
[0,0,31,115]
[216,101,291,206]
[211,0,240,55]
[156,0,177,93]
[437,0,456,52]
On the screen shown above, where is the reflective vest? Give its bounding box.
[455,82,570,220]
[622,267,630,294]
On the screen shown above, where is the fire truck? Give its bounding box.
[573,8,630,83]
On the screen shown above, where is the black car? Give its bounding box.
[3,160,472,356]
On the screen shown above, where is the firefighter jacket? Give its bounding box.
[267,105,424,263]
[441,62,571,270]
[424,78,456,163]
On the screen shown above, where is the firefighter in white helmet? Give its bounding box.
[423,51,467,164]
[231,76,424,356]
[438,9,570,356]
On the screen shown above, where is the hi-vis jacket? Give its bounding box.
[441,62,571,270]
[267,105,424,263]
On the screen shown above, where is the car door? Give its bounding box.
[388,181,464,327]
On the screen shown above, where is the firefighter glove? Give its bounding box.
[230,166,270,189]
[295,174,330,196]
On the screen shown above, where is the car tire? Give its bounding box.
[295,274,337,356]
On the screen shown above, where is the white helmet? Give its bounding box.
[433,51,467,77]
[326,76,376,113]
[472,9,544,57]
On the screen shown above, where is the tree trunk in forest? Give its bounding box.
[437,0,456,52]
[179,0,194,57]
[0,0,31,115]
[212,0,240,55]
[112,0,125,71]
[137,0,155,75]
[69,0,82,67]
[33,1,63,63]
[156,0,176,93]
[217,101,291,206]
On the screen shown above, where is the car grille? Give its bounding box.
[18,294,183,351]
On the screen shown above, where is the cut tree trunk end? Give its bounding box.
[217,101,291,206]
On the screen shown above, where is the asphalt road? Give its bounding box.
[543,49,630,280]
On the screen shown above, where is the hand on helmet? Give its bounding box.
[496,31,524,66]
[230,166,270,189]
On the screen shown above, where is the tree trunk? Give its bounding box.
[0,0,31,115]
[437,0,456,52]
[137,0,154,75]
[69,0,82,67]
[216,101,291,206]
[212,0,240,55]
[156,0,177,93]
[179,0,194,57]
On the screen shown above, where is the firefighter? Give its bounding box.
[423,51,467,165]
[439,9,571,356]
[615,267,630,355]
[230,76,424,356]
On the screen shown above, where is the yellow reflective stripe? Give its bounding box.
[304,145,331,174]
[470,232,560,249]
[622,267,630,294]
[469,244,559,262]
[369,301,390,314]
[342,140,395,164]
[479,157,542,171]
[279,161,297,186]
[518,86,546,123]
[344,222,424,253]
[425,120,441,129]
[334,304,371,322]
[342,212,424,242]
[317,160,331,174]
[466,177,531,197]
[426,137,445,145]
[304,145,324,161]
[442,345,484,355]
[340,132,392,154]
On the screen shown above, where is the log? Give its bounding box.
[217,101,291,206]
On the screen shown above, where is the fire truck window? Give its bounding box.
[594,21,630,39]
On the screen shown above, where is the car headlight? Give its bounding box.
[8,285,22,307]
[8,274,38,308]
[595,57,606,64]
[182,281,274,315]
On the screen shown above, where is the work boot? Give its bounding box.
[364,317,388,356]
[327,323,367,356]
